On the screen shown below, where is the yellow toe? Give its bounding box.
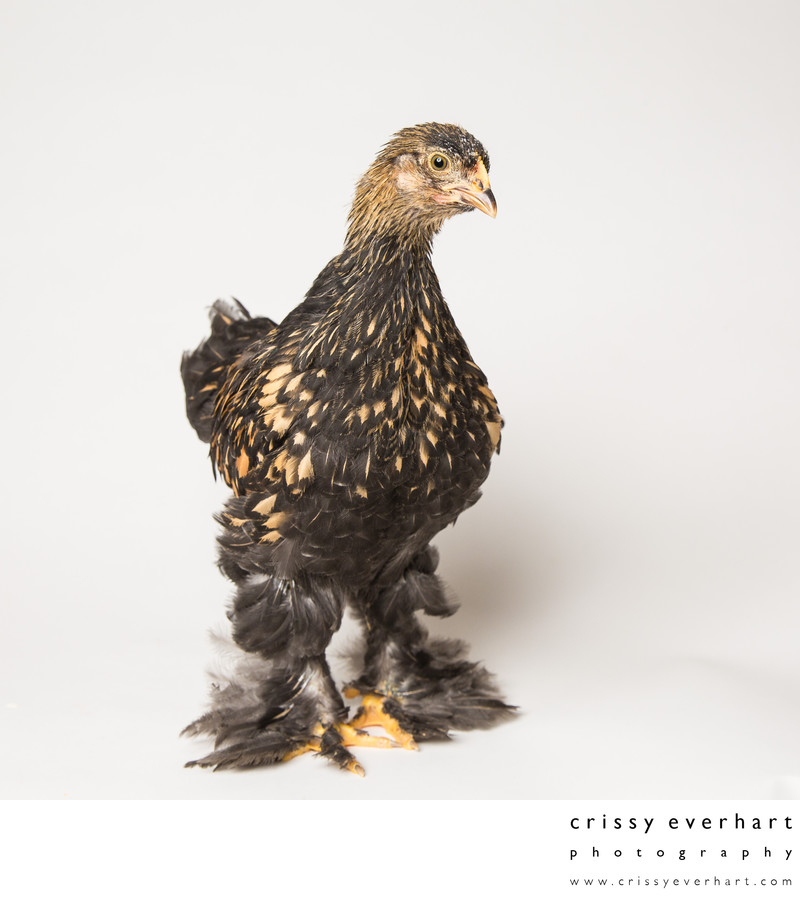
[338,723,394,750]
[350,694,418,751]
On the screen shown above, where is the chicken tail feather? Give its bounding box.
[181,298,276,442]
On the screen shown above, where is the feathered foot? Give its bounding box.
[282,721,396,777]
[184,720,395,775]
[182,725,338,772]
[181,640,402,774]
[181,642,354,772]
[349,545,516,745]
[346,636,517,744]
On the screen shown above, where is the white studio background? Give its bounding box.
[1,0,798,801]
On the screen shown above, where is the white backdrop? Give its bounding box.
[1,0,798,799]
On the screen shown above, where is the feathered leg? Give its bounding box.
[183,569,390,773]
[346,546,515,744]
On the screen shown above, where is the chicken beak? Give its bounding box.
[451,158,497,218]
[462,186,497,218]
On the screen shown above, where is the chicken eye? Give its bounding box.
[429,153,450,172]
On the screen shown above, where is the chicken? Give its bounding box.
[181,122,514,773]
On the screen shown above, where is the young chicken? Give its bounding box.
[181,123,513,773]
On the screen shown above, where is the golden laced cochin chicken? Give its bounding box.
[181,122,514,774]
